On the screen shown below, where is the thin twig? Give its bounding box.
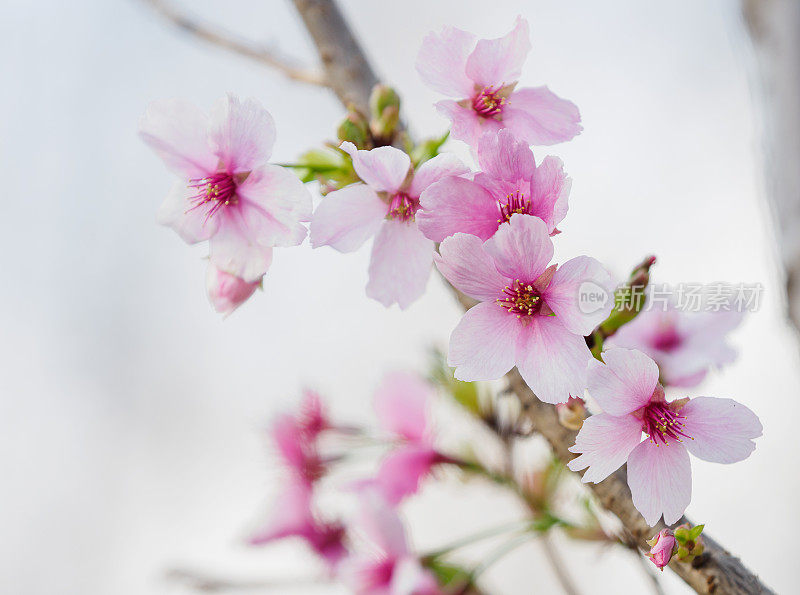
[165,568,328,592]
[539,533,581,595]
[142,0,327,86]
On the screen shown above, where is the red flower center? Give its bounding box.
[498,191,532,224]
[472,86,505,118]
[652,326,682,352]
[497,279,545,317]
[187,172,238,220]
[388,192,417,222]
[642,402,693,446]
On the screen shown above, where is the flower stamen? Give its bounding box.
[388,192,417,222]
[497,279,543,318]
[498,191,531,224]
[472,85,505,118]
[642,402,693,446]
[187,172,238,221]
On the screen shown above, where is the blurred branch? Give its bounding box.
[142,0,327,86]
[165,568,327,592]
[287,1,773,593]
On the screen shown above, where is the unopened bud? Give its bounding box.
[646,529,677,570]
[336,110,371,149]
[557,397,587,430]
[206,265,261,316]
[673,523,705,564]
[369,85,401,142]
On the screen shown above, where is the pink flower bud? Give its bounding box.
[206,265,261,315]
[646,529,677,570]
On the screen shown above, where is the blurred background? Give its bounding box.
[1,0,798,593]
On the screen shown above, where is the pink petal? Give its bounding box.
[681,397,762,463]
[465,16,531,87]
[436,99,501,147]
[567,413,643,483]
[310,183,387,252]
[484,214,553,282]
[139,98,217,178]
[355,492,409,557]
[409,153,469,197]
[206,265,260,316]
[207,93,276,173]
[435,233,510,300]
[249,478,314,544]
[543,255,614,336]
[516,315,592,404]
[587,348,659,416]
[528,155,570,231]
[449,301,520,381]
[416,26,476,97]
[367,221,433,309]
[504,86,582,145]
[417,177,500,242]
[208,211,274,283]
[375,445,440,505]
[340,142,410,193]
[476,128,535,182]
[374,372,434,442]
[156,180,220,243]
[237,164,312,247]
[627,440,692,526]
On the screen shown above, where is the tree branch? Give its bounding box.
[289,1,774,593]
[142,0,327,86]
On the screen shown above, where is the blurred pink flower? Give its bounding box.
[646,529,677,570]
[568,348,762,526]
[249,478,347,570]
[436,214,613,404]
[205,264,261,315]
[416,16,581,147]
[607,305,743,387]
[368,372,448,505]
[140,94,311,281]
[341,494,441,594]
[417,130,570,242]
[310,142,467,308]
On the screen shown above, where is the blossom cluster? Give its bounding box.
[141,14,763,566]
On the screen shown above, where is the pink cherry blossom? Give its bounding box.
[568,348,762,526]
[341,493,441,595]
[310,142,467,308]
[205,264,261,315]
[417,129,570,242]
[646,529,677,570]
[435,214,613,404]
[140,94,312,282]
[249,478,347,570]
[271,409,327,485]
[416,16,581,147]
[607,304,743,387]
[368,372,447,505]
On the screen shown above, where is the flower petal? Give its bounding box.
[237,164,312,247]
[484,213,553,282]
[207,93,276,172]
[310,183,387,252]
[156,180,220,243]
[587,348,659,416]
[367,221,433,309]
[409,153,469,197]
[465,16,531,87]
[392,557,441,595]
[543,255,614,335]
[355,492,408,557]
[374,372,434,442]
[435,233,509,301]
[248,478,314,544]
[416,26,476,97]
[436,99,501,147]
[449,301,520,381]
[208,210,274,282]
[139,98,217,178]
[681,397,762,463]
[567,413,642,483]
[206,265,260,316]
[417,177,500,242]
[340,142,410,193]
[504,86,582,145]
[476,128,535,182]
[516,315,592,404]
[528,155,571,232]
[627,439,692,526]
[374,445,439,505]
